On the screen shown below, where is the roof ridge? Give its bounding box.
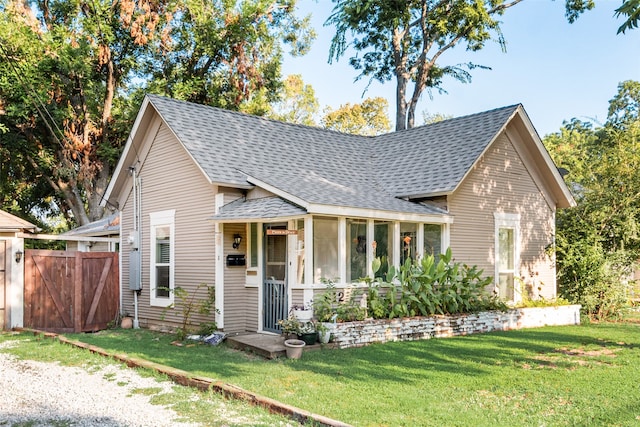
[388,104,522,135]
[146,93,364,140]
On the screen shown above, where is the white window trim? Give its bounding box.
[494,212,520,302]
[150,209,175,307]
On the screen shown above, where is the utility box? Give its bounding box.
[128,230,139,249]
[129,250,142,290]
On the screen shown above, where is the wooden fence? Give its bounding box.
[24,250,119,333]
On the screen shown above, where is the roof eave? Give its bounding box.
[101,96,153,207]
[514,106,576,208]
[398,190,451,200]
[306,203,453,223]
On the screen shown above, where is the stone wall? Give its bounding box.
[330,305,581,349]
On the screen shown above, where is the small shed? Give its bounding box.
[0,210,37,329]
[62,212,120,252]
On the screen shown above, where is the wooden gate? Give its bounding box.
[24,250,119,333]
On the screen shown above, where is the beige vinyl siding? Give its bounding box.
[245,287,259,331]
[120,123,218,330]
[120,187,135,318]
[222,222,251,332]
[448,132,557,298]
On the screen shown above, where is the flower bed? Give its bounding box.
[331,305,581,349]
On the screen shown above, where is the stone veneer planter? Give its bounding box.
[331,305,581,349]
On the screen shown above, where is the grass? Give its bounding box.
[5,317,640,427]
[0,332,295,427]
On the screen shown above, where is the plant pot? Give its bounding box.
[318,322,336,344]
[284,339,305,359]
[298,332,318,345]
[120,317,133,329]
[293,308,313,322]
[318,329,331,344]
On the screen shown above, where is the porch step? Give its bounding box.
[225,333,337,359]
[226,334,286,359]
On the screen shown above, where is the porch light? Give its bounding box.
[232,234,242,249]
[15,250,23,263]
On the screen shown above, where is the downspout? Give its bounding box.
[130,166,142,329]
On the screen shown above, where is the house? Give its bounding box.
[0,210,37,329]
[102,95,575,333]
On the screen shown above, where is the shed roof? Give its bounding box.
[0,210,38,232]
[62,212,120,237]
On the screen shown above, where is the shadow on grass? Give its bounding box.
[288,323,639,385]
[65,322,639,388]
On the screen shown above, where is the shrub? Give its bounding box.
[368,248,506,319]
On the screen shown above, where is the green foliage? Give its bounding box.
[312,279,339,322]
[0,0,313,226]
[267,74,319,126]
[615,0,640,34]
[63,321,640,427]
[312,279,366,323]
[326,0,519,130]
[367,248,505,319]
[321,96,391,135]
[277,315,302,335]
[545,81,640,321]
[167,283,218,341]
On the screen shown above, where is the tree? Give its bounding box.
[267,74,319,126]
[544,81,640,320]
[615,0,640,33]
[326,0,594,131]
[422,111,453,125]
[0,0,313,227]
[321,97,391,136]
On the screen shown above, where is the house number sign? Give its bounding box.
[266,229,299,235]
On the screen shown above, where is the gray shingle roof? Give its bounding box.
[62,212,120,236]
[373,105,519,197]
[147,95,519,216]
[212,197,307,221]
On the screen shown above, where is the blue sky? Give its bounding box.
[282,1,640,137]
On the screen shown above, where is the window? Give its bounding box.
[400,223,417,265]
[347,219,367,282]
[373,221,392,279]
[423,224,442,263]
[313,218,338,283]
[249,223,258,268]
[297,219,305,284]
[495,213,519,301]
[150,210,175,307]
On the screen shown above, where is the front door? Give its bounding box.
[263,224,288,333]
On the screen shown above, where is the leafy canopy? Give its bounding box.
[321,97,391,136]
[0,0,313,227]
[326,0,594,131]
[544,80,640,320]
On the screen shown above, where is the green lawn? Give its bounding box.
[19,321,640,426]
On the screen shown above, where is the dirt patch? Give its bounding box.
[521,345,621,370]
[553,347,619,357]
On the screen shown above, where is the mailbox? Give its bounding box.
[226,254,246,267]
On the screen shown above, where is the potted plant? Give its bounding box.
[278,316,301,340]
[313,280,338,323]
[297,321,318,345]
[291,303,313,322]
[316,321,331,344]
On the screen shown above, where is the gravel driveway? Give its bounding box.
[0,340,198,426]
